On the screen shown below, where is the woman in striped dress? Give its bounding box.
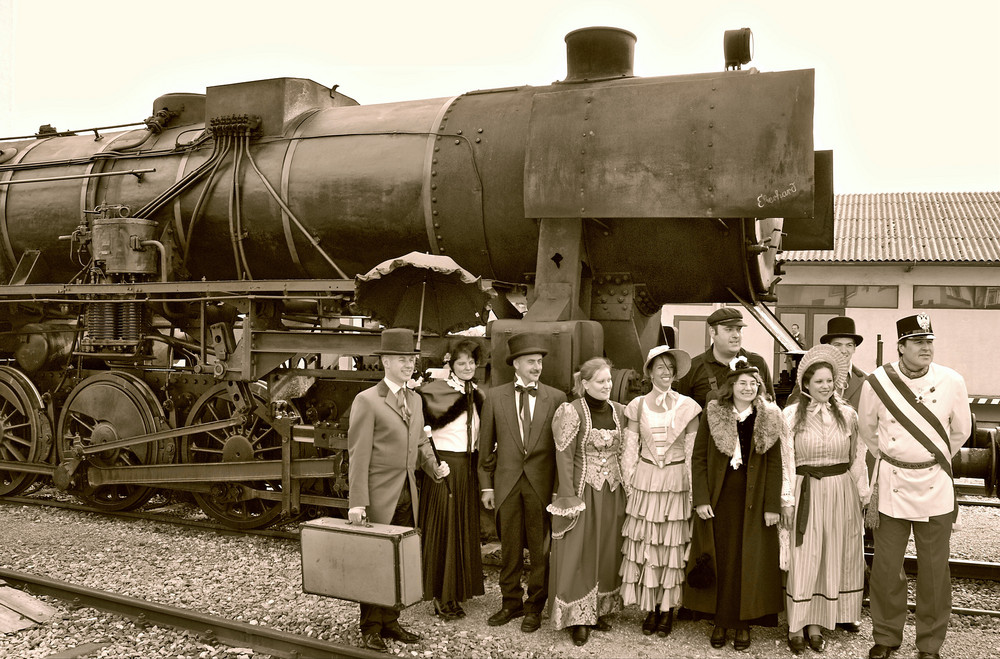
[782,344,870,654]
[620,344,701,637]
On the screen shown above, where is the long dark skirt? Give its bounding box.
[417,451,485,603]
[714,465,778,629]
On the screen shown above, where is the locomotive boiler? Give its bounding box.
[2,26,987,529]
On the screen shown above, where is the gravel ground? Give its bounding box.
[2,502,1000,658]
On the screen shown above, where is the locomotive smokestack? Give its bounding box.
[563,26,636,83]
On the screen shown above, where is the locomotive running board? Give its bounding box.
[86,457,339,486]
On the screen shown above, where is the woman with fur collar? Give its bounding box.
[684,356,789,652]
[416,339,486,620]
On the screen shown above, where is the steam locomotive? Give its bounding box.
[0,26,990,528]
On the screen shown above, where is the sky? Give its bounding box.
[1,0,998,194]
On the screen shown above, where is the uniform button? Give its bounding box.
[893,488,899,493]
[891,438,896,441]
[602,470,608,475]
[893,470,897,474]
[890,419,895,423]
[930,485,934,489]
[932,399,937,403]
[601,458,607,463]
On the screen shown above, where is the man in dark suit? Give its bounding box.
[479,332,567,633]
[348,328,449,652]
[787,316,867,410]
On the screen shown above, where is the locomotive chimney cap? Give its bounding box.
[563,26,636,83]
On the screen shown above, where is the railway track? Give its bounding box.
[0,568,380,659]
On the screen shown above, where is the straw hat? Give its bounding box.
[796,344,848,393]
[643,344,692,379]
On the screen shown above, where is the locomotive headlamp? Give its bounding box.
[724,27,753,70]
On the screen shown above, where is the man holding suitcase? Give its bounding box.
[348,328,450,652]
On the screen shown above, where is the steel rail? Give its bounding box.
[862,598,1000,618]
[864,552,1000,581]
[0,568,380,659]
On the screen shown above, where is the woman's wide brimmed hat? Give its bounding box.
[373,328,419,355]
[643,344,692,379]
[796,344,848,392]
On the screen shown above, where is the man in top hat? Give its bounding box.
[675,307,774,408]
[347,328,450,652]
[787,316,868,410]
[478,332,567,633]
[857,314,971,659]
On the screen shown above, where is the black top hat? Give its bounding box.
[820,316,864,346]
[373,328,419,355]
[506,332,549,365]
[707,307,746,327]
[897,313,935,341]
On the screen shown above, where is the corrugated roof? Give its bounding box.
[781,191,1000,263]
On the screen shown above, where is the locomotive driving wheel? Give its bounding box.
[56,372,165,511]
[179,383,285,530]
[0,366,52,496]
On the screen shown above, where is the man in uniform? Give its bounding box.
[348,328,450,652]
[675,307,774,407]
[787,316,867,410]
[858,314,971,659]
[479,332,567,634]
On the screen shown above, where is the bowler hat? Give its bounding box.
[897,313,935,341]
[373,328,419,355]
[820,316,864,346]
[505,332,549,365]
[643,343,692,379]
[707,307,746,327]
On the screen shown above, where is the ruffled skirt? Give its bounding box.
[619,461,691,612]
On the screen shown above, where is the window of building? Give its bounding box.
[775,284,898,309]
[914,285,1000,309]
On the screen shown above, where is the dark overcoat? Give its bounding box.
[684,397,786,620]
[347,381,438,524]
[477,381,566,507]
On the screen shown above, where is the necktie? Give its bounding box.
[515,384,536,444]
[398,389,411,424]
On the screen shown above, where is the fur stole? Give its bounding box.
[417,379,484,431]
[705,398,785,457]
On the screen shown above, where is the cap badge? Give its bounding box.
[917,313,931,332]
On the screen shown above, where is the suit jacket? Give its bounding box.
[478,381,567,508]
[348,380,438,524]
[786,364,868,410]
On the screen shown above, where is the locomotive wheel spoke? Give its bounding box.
[180,383,285,530]
[0,366,50,497]
[56,372,166,511]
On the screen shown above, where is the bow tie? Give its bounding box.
[515,384,538,397]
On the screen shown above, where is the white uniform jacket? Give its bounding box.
[857,361,971,521]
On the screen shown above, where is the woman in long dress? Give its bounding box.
[684,356,788,652]
[416,339,485,619]
[620,344,702,637]
[782,344,869,654]
[548,357,627,647]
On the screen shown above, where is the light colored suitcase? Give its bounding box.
[300,516,423,609]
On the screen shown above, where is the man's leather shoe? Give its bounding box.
[361,632,387,652]
[917,653,941,659]
[869,644,901,659]
[593,616,612,632]
[571,625,590,646]
[380,624,421,644]
[808,633,826,652]
[787,634,807,655]
[734,628,751,651]
[487,605,524,626]
[837,621,861,633]
[521,613,541,633]
[641,610,657,635]
[710,626,727,648]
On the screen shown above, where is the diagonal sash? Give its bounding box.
[867,364,957,520]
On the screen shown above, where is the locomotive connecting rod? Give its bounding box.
[75,415,246,456]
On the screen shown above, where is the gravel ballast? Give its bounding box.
[2,502,1000,658]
